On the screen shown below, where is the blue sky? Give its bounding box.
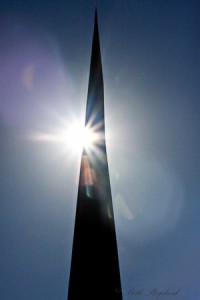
[0,1,200,299]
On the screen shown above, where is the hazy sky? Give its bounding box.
[0,1,200,299]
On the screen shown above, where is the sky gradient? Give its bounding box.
[0,1,200,299]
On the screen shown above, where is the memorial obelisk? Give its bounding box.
[68,10,123,300]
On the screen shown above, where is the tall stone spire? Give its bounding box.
[85,9,104,132]
[68,10,123,300]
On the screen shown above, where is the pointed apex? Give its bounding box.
[94,8,98,31]
[85,8,104,128]
[92,8,100,57]
[95,7,98,22]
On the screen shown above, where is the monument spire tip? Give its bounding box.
[95,7,98,23]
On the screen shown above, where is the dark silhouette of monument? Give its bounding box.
[68,10,123,300]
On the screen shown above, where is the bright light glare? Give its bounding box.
[32,120,102,153]
[31,114,104,160]
[66,122,96,151]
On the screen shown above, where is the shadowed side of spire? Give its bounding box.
[68,11,123,300]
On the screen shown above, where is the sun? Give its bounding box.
[66,121,96,152]
[31,113,105,161]
[31,117,98,152]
